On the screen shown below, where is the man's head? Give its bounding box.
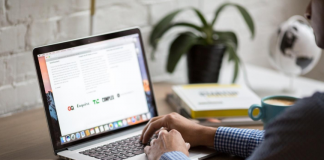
[305,0,324,49]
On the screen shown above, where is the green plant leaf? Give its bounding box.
[211,3,255,38]
[149,7,211,60]
[149,8,207,60]
[149,8,208,50]
[215,31,238,48]
[149,9,184,49]
[235,4,255,38]
[150,22,203,49]
[233,57,240,83]
[226,41,236,61]
[196,37,209,46]
[167,32,197,73]
[150,22,202,60]
[191,8,209,28]
[216,31,238,62]
[174,22,203,32]
[211,3,230,26]
[224,41,240,83]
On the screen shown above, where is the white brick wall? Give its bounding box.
[0,0,7,27]
[58,11,90,41]
[0,24,26,53]
[0,0,92,116]
[0,0,318,116]
[27,19,59,47]
[93,1,148,34]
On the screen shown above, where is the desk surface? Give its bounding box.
[0,83,262,160]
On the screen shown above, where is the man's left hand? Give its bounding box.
[144,129,190,160]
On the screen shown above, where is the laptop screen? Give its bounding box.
[36,33,155,147]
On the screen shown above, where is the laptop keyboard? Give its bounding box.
[79,134,154,160]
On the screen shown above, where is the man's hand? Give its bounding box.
[144,129,190,160]
[140,112,217,147]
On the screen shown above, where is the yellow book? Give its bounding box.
[172,84,260,119]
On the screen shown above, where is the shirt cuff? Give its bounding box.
[214,127,264,158]
[160,151,190,160]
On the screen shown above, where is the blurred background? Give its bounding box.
[0,0,322,116]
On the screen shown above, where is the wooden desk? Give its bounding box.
[0,83,263,160]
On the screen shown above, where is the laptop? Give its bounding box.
[33,28,216,160]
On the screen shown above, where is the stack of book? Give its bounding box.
[166,84,263,126]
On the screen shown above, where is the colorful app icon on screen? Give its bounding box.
[123,119,127,126]
[67,106,74,111]
[90,128,95,134]
[136,115,140,121]
[76,132,81,139]
[60,137,66,143]
[127,118,131,124]
[80,131,85,138]
[113,122,118,128]
[66,135,71,142]
[109,123,114,129]
[85,130,90,136]
[71,134,75,140]
[104,125,109,131]
[118,121,123,127]
[132,117,136,123]
[99,126,104,132]
[95,127,100,133]
[142,114,147,121]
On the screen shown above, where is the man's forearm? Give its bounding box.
[159,127,264,159]
[196,126,217,147]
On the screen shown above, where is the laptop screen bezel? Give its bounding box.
[32,28,158,154]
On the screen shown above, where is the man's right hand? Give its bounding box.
[140,112,217,147]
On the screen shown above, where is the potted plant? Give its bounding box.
[149,3,255,83]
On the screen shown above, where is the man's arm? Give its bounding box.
[140,113,217,147]
[159,127,265,160]
[141,113,265,159]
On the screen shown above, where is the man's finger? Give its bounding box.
[169,129,179,135]
[142,119,165,144]
[158,129,168,139]
[140,116,163,140]
[155,127,169,135]
[144,146,150,155]
[150,139,156,146]
[185,143,190,150]
[140,116,160,140]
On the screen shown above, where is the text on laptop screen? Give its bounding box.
[37,34,154,145]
